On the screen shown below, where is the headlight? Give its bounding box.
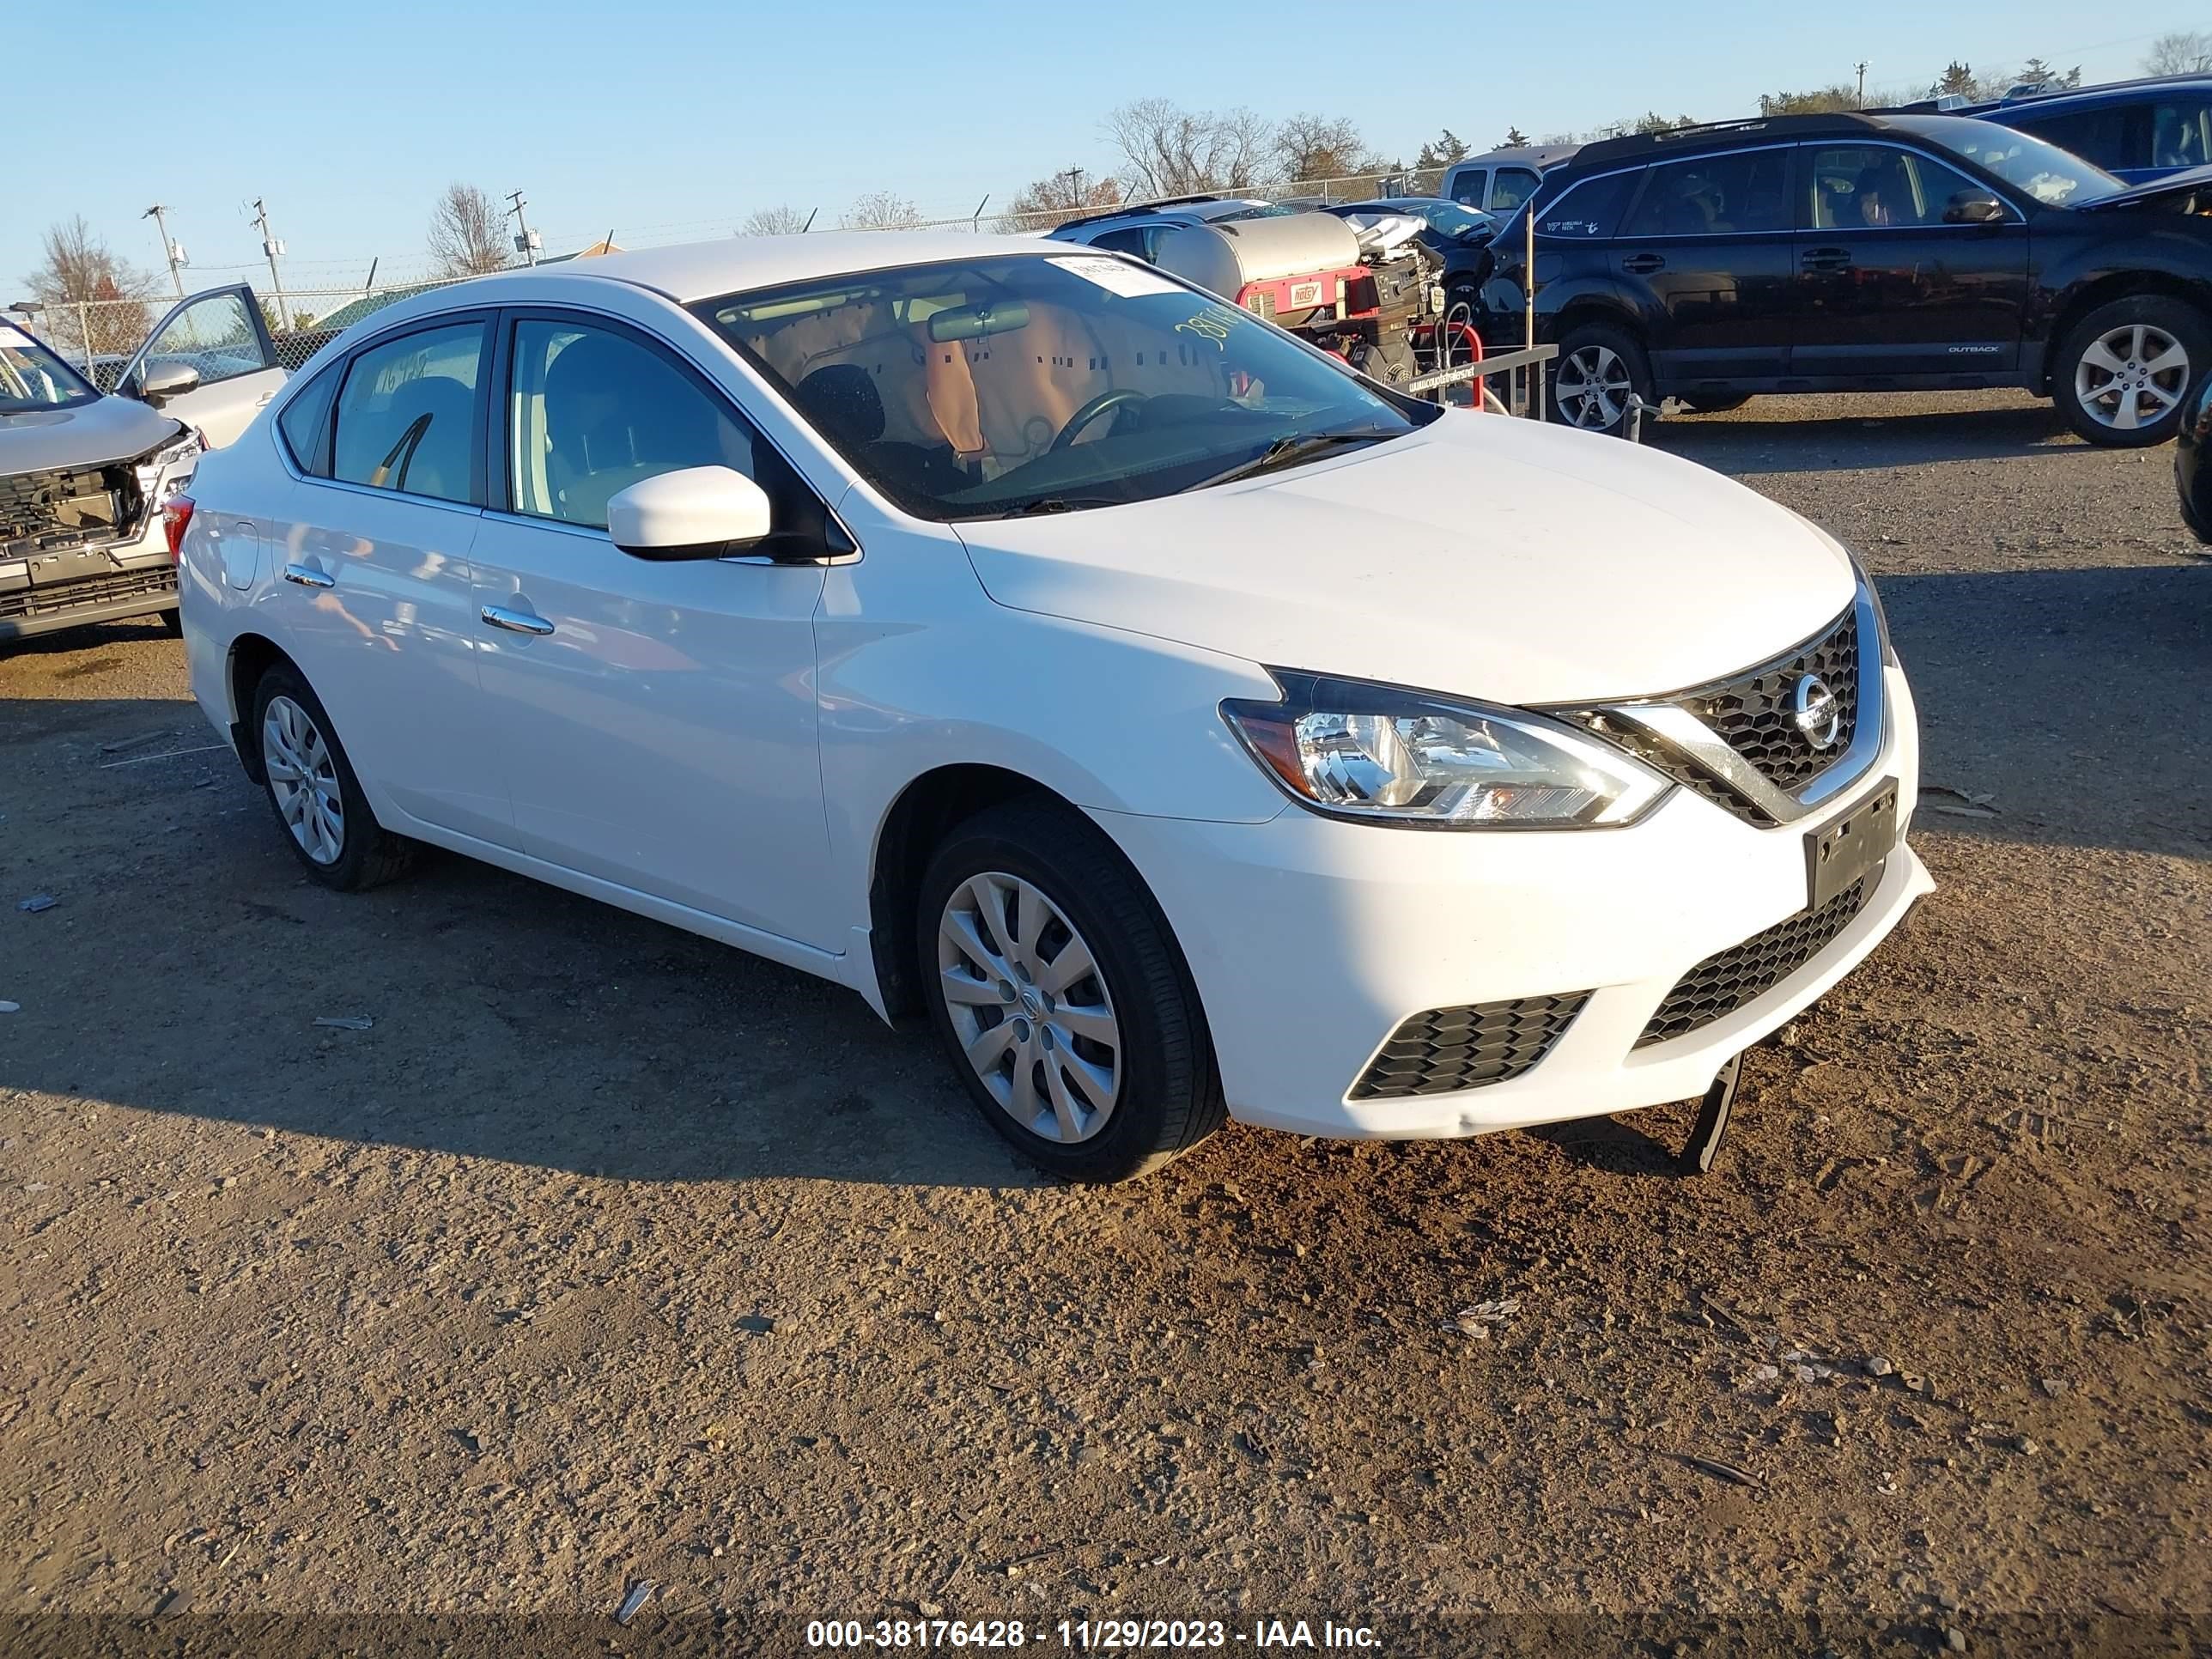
[133,429,204,510]
[1222,672,1672,830]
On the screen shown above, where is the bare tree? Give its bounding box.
[1276,113,1379,189]
[997,167,1123,233]
[1104,99,1274,198]
[741,204,811,236]
[427,183,513,278]
[841,191,924,231]
[21,216,158,362]
[2146,29,2212,74]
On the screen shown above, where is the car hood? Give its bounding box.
[0,393,184,474]
[952,413,1856,706]
[2074,162,2212,212]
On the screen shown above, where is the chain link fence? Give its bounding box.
[30,167,1459,382]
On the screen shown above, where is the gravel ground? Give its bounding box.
[1,390,2207,1656]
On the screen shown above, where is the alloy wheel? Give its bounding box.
[2075,323,2189,433]
[936,872,1121,1144]
[261,695,344,866]
[1558,343,1632,429]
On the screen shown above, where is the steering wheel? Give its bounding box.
[1050,388,1149,453]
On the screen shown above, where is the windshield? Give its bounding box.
[1390,201,1493,239]
[1892,115,2126,206]
[0,323,100,413]
[695,254,1434,521]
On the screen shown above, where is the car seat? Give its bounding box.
[540,331,744,526]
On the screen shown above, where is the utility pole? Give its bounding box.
[143,204,186,297]
[1856,61,1869,108]
[251,198,290,331]
[506,190,541,266]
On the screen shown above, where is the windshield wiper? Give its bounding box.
[993,495,1123,518]
[1188,430,1391,492]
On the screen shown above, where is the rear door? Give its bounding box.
[276,313,509,841]
[1791,142,2031,379]
[119,284,286,447]
[1611,147,1797,386]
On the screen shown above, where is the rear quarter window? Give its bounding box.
[276,364,340,475]
[1535,170,1640,240]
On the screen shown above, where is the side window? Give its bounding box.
[1620,150,1791,237]
[1805,145,1996,229]
[141,291,270,391]
[1089,226,1152,259]
[276,363,341,475]
[1489,168,1541,211]
[1446,167,1486,207]
[1536,171,1641,240]
[2151,100,2212,171]
[2012,106,2136,170]
[507,319,759,530]
[330,322,486,505]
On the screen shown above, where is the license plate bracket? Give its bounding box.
[1805,778,1898,911]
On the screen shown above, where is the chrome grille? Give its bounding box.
[1351,993,1589,1100]
[1636,872,1875,1048]
[1685,606,1860,792]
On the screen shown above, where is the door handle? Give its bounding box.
[1801,247,1852,271]
[1622,252,1667,274]
[282,562,334,589]
[480,604,554,636]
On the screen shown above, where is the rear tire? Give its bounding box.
[1680,393,1751,415]
[249,662,416,891]
[917,796,1224,1183]
[1551,321,1654,436]
[2052,295,2207,448]
[158,607,184,636]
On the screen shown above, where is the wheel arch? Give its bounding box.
[224,630,299,786]
[2040,273,2212,394]
[866,763,1090,1021]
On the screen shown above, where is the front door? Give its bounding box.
[1611,147,1797,386]
[120,284,287,447]
[1790,142,2032,379]
[464,311,836,950]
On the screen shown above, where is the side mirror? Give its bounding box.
[606,465,773,561]
[1943,191,2007,225]
[141,362,202,404]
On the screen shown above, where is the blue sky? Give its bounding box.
[14,1,2200,300]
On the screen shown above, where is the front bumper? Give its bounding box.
[1097,664,1929,1140]
[0,521,177,642]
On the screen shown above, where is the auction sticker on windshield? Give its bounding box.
[1047,256,1186,299]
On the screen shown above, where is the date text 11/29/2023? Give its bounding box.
[805,1619,1382,1650]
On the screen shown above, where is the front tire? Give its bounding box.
[1551,321,1654,436]
[250,663,416,891]
[918,797,1224,1183]
[2052,296,2206,447]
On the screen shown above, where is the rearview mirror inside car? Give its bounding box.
[1943,191,2006,225]
[927,299,1030,343]
[141,363,202,404]
[607,465,774,561]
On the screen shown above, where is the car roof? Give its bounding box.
[1979,74,2212,117]
[433,232,1066,305]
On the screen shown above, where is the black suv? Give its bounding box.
[1474,111,2212,445]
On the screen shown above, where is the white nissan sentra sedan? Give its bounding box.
[178,234,1931,1182]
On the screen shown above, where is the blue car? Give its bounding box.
[1972,76,2212,184]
